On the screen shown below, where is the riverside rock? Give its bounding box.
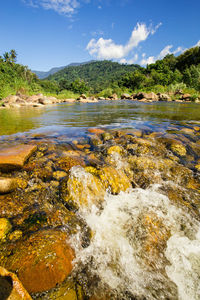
[0,266,32,300]
[3,229,74,293]
[0,144,37,171]
[121,93,131,99]
[158,93,171,101]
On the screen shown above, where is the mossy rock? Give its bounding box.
[0,218,12,242]
[107,145,123,155]
[99,166,131,194]
[63,167,105,209]
[57,155,85,173]
[38,280,84,300]
[170,142,187,156]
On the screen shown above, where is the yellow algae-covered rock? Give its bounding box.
[128,156,157,170]
[139,213,170,268]
[64,167,105,209]
[107,145,123,155]
[99,166,131,194]
[53,170,68,180]
[57,155,85,172]
[84,166,100,176]
[15,178,28,190]
[0,145,37,171]
[4,229,74,294]
[195,164,200,171]
[40,280,84,300]
[8,230,23,242]
[180,127,194,135]
[170,142,187,156]
[0,218,12,241]
[0,266,32,300]
[127,143,150,155]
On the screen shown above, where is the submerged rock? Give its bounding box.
[57,154,85,172]
[0,177,17,194]
[39,280,84,300]
[3,229,74,293]
[0,218,12,242]
[0,145,37,171]
[170,142,187,156]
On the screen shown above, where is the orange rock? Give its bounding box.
[0,145,37,171]
[5,229,74,293]
[0,266,32,299]
[88,128,105,134]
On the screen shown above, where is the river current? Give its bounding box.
[0,100,200,299]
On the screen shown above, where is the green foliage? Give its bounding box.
[1,46,200,101]
[40,80,59,94]
[48,60,140,93]
[167,83,187,93]
[118,46,200,92]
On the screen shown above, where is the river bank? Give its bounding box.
[0,90,200,109]
[0,121,199,299]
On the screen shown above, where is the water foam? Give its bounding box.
[70,183,200,299]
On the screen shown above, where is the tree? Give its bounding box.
[10,49,17,63]
[2,50,17,63]
[3,52,10,62]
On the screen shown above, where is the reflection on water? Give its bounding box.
[0,101,200,138]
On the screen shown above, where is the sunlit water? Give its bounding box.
[1,101,200,299]
[0,101,200,139]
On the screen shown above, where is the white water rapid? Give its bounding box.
[70,169,200,300]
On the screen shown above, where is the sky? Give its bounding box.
[0,0,200,71]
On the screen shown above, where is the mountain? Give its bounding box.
[47,60,140,93]
[32,61,94,79]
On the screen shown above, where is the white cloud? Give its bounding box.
[24,0,81,15]
[195,40,200,47]
[151,22,162,35]
[86,23,161,60]
[120,54,138,64]
[140,44,184,65]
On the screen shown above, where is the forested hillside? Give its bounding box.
[47,60,140,93]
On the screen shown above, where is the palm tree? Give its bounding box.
[3,52,10,62]
[10,49,17,63]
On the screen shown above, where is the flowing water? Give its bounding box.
[0,101,200,299]
[0,101,200,138]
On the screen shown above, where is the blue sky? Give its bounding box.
[0,0,200,71]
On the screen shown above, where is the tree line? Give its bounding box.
[0,46,200,100]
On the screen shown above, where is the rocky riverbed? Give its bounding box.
[0,125,199,299]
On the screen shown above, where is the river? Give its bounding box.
[0,101,200,299]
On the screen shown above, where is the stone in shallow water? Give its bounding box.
[0,218,12,241]
[0,266,31,300]
[0,145,37,171]
[0,177,17,194]
[3,229,74,293]
[170,142,187,156]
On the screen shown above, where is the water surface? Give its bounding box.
[0,101,200,140]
